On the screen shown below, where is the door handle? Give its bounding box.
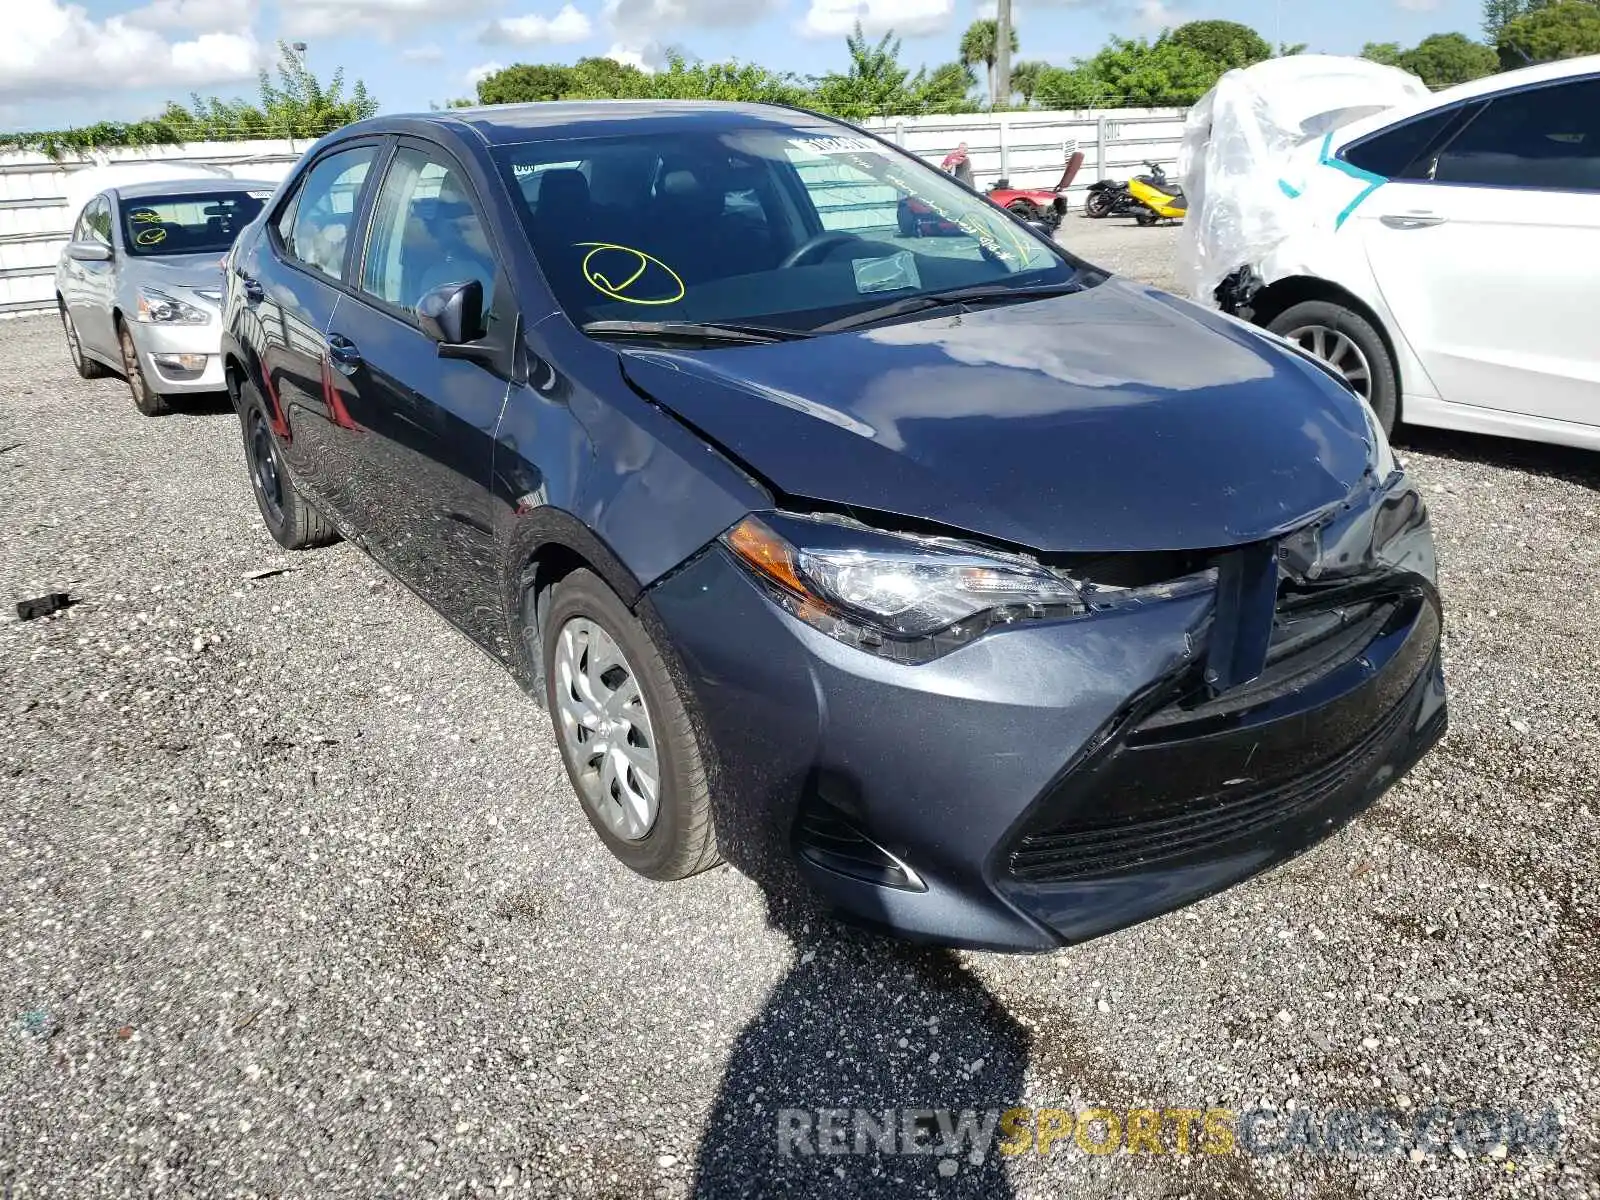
[1380,212,1446,229]
[237,272,265,302]
[327,334,363,374]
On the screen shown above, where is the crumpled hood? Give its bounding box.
[128,253,228,294]
[618,277,1380,554]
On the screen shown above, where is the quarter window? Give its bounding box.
[85,197,113,246]
[1343,108,1458,178]
[1429,78,1600,191]
[359,145,498,316]
[279,146,376,280]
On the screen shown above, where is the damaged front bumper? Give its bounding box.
[645,472,1446,952]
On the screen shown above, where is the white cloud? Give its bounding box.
[481,4,594,45]
[799,0,954,39]
[1,0,259,100]
[126,0,256,32]
[401,44,445,61]
[466,61,505,87]
[604,0,779,40]
[605,42,667,71]
[1396,0,1441,10]
[282,0,498,40]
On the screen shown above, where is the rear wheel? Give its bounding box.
[1084,190,1112,218]
[238,380,338,550]
[60,302,109,379]
[1268,299,1399,435]
[117,321,168,416]
[542,568,719,882]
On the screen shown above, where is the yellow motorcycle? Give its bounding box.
[1126,161,1187,225]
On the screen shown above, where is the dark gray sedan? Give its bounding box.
[55,177,278,415]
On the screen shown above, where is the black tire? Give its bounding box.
[1135,208,1157,226]
[238,379,339,550]
[1084,190,1112,218]
[116,319,169,416]
[1266,299,1400,436]
[1006,199,1037,223]
[60,301,109,379]
[541,568,719,882]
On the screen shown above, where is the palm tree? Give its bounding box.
[959,19,1019,105]
[1010,59,1047,105]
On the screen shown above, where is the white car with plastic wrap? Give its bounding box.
[1180,54,1600,450]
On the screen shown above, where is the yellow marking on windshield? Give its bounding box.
[134,227,167,246]
[576,242,685,306]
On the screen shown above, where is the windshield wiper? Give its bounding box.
[581,319,809,346]
[813,281,1086,335]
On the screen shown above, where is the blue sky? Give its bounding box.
[4,0,1486,132]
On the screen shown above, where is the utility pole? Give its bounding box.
[994,0,1012,110]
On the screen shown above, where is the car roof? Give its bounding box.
[110,177,280,201]
[343,100,838,148]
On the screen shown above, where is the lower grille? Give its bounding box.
[1009,691,1415,881]
[1006,586,1439,885]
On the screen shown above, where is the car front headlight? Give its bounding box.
[722,512,1215,662]
[136,287,210,325]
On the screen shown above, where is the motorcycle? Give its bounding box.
[1126,161,1187,225]
[1083,178,1140,219]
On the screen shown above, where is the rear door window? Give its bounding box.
[1429,78,1600,191]
[278,145,377,280]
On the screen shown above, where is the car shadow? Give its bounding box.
[167,391,235,418]
[689,891,1029,1198]
[1397,425,1600,491]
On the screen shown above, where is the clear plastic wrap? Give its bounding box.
[1178,55,1432,305]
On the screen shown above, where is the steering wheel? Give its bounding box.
[780,231,861,269]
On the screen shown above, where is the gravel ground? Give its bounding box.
[2,222,1598,1199]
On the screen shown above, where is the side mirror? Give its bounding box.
[68,241,113,263]
[417,279,484,347]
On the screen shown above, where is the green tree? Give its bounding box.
[1483,0,1565,41]
[150,42,376,139]
[910,62,979,113]
[1497,0,1600,64]
[475,64,576,104]
[1399,31,1501,86]
[811,24,915,117]
[1168,20,1272,71]
[958,18,1019,103]
[647,57,811,105]
[1034,34,1221,108]
[1009,59,1047,104]
[1360,41,1405,66]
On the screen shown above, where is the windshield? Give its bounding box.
[120,190,269,257]
[493,124,1086,334]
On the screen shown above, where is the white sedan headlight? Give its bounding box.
[136,287,209,325]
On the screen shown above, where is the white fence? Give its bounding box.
[0,108,1187,319]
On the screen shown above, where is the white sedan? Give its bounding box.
[1204,55,1600,451]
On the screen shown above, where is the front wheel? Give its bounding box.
[117,322,168,416]
[1134,208,1157,226]
[542,569,719,882]
[1084,190,1112,218]
[1267,299,1399,435]
[1006,200,1037,223]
